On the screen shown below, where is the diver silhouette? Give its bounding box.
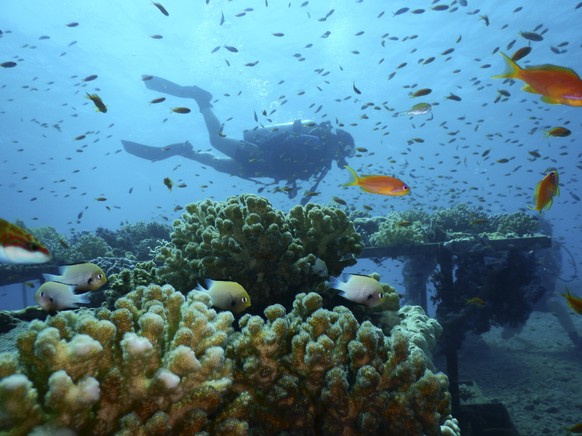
[122,76,356,205]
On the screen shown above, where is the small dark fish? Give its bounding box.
[95,197,107,202]
[150,34,163,39]
[152,2,169,16]
[245,61,259,67]
[272,32,284,37]
[511,46,532,61]
[482,148,491,157]
[544,127,571,137]
[224,45,239,53]
[432,5,449,11]
[220,11,225,25]
[353,81,361,94]
[65,22,79,27]
[142,75,154,81]
[1,61,17,68]
[211,46,220,54]
[480,15,489,26]
[163,177,173,191]
[496,158,510,163]
[394,7,409,15]
[86,93,107,113]
[410,88,432,98]
[74,134,86,141]
[83,74,98,82]
[446,93,462,101]
[332,196,347,205]
[520,31,543,41]
[171,107,191,114]
[149,97,166,104]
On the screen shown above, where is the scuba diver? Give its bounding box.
[121,76,356,205]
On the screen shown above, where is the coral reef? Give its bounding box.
[228,292,452,435]
[156,194,362,309]
[96,222,171,261]
[0,284,457,435]
[0,284,236,434]
[365,204,541,248]
[369,209,431,247]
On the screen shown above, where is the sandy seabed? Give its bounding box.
[453,310,582,435]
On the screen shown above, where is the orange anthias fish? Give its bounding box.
[343,166,410,196]
[529,169,559,214]
[561,287,582,315]
[493,52,582,106]
[0,218,51,264]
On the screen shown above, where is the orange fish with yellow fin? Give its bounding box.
[343,166,410,196]
[493,52,582,106]
[529,169,559,215]
[561,287,582,315]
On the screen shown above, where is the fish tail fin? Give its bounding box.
[42,273,60,282]
[75,291,91,305]
[492,52,521,79]
[328,275,345,291]
[342,166,359,187]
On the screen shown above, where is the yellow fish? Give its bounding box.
[43,263,107,291]
[196,279,251,313]
[35,281,91,312]
[465,297,486,307]
[0,218,51,264]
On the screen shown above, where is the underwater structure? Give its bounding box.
[0,195,461,435]
[356,203,551,427]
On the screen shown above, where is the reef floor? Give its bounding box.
[453,310,582,435]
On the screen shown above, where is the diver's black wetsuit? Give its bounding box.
[122,76,355,203]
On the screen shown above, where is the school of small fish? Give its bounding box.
[0,2,581,431]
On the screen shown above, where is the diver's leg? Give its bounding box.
[122,140,194,161]
[546,296,582,348]
[186,151,252,177]
[199,107,259,161]
[142,75,213,104]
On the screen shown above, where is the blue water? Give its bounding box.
[1,1,580,302]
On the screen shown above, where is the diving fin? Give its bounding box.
[122,140,194,162]
[141,75,213,107]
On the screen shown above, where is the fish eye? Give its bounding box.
[97,274,104,280]
[241,297,248,303]
[27,242,41,251]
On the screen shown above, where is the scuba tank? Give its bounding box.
[243,119,317,145]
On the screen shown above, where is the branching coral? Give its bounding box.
[228,292,452,435]
[0,284,237,434]
[0,285,458,435]
[155,194,362,308]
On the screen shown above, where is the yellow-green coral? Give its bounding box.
[156,194,362,306]
[228,292,452,434]
[0,284,235,434]
[0,284,458,435]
